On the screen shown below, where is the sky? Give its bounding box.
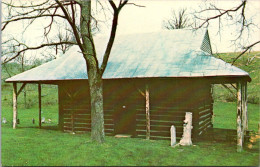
[99,0,260,53]
[2,0,260,61]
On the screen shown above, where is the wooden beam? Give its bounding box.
[38,84,42,128]
[13,83,18,129]
[236,82,243,152]
[145,85,150,140]
[231,84,237,90]
[221,84,236,98]
[138,89,145,97]
[17,83,27,96]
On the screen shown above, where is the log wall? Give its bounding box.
[135,79,213,140]
[58,81,117,135]
[58,78,213,140]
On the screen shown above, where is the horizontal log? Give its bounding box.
[104,120,113,125]
[194,104,211,111]
[63,109,90,113]
[150,136,177,140]
[104,129,114,133]
[63,105,90,110]
[75,123,91,128]
[74,128,91,132]
[198,117,211,126]
[136,124,183,131]
[104,109,115,113]
[199,108,211,116]
[104,115,113,120]
[63,126,72,129]
[198,120,212,131]
[136,134,178,140]
[105,133,114,136]
[199,112,212,121]
[136,114,185,121]
[63,114,91,118]
[64,118,91,124]
[136,119,184,126]
[136,109,191,115]
[104,124,114,129]
[136,129,183,137]
[63,112,90,116]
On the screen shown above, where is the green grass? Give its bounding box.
[213,101,259,132]
[2,131,258,166]
[1,102,259,166]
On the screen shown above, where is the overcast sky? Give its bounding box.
[2,0,260,60]
[100,0,260,53]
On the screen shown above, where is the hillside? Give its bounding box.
[213,51,260,104]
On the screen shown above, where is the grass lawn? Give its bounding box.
[1,101,259,166]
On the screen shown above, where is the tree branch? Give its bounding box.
[2,41,77,64]
[195,0,247,29]
[55,0,84,52]
[2,14,66,31]
[100,0,128,75]
[232,40,260,65]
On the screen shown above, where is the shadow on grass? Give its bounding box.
[198,127,260,153]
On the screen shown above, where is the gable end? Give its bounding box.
[200,30,212,55]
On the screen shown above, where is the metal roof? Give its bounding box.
[6,29,250,82]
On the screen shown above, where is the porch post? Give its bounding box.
[243,82,248,131]
[13,83,18,129]
[242,82,248,139]
[38,84,42,128]
[145,85,150,140]
[236,82,244,152]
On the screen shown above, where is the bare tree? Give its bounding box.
[193,0,260,63]
[2,0,132,143]
[15,52,28,108]
[163,8,192,30]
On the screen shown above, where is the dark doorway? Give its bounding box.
[114,101,136,136]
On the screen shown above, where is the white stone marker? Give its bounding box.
[170,125,176,146]
[179,112,193,146]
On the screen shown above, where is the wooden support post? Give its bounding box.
[244,82,248,131]
[58,86,64,131]
[242,82,248,136]
[38,84,42,128]
[237,82,243,152]
[13,83,18,129]
[145,85,150,140]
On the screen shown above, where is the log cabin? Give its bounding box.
[6,29,251,151]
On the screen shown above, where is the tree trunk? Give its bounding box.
[80,1,105,143]
[88,70,105,143]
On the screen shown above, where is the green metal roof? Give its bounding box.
[6,29,250,82]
